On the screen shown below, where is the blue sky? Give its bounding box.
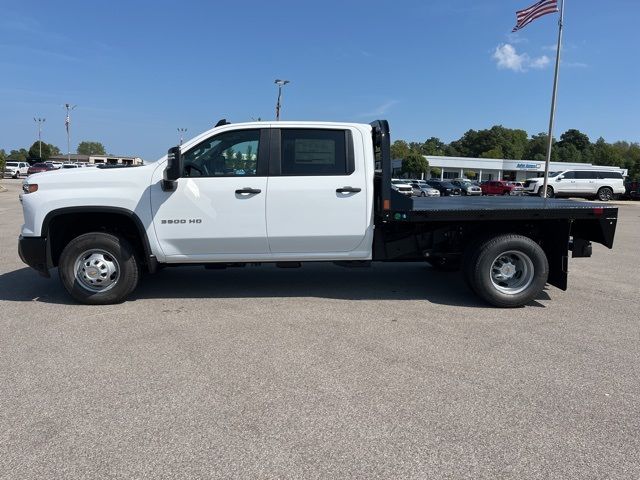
[1,0,638,160]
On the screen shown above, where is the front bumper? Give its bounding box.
[18,235,50,277]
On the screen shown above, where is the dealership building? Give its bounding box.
[392,156,627,181]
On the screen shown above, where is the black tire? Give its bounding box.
[465,234,548,308]
[421,192,426,197]
[538,186,554,198]
[597,187,613,201]
[58,232,140,305]
[13,172,19,179]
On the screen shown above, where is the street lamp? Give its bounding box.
[177,128,187,145]
[274,79,290,121]
[34,117,46,159]
[64,103,77,163]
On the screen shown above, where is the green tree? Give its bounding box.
[390,140,410,160]
[449,126,528,159]
[419,137,446,156]
[558,129,590,152]
[28,141,53,161]
[401,151,429,177]
[524,133,557,162]
[77,141,107,155]
[0,149,6,175]
[430,167,442,178]
[7,149,29,162]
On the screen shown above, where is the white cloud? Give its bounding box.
[530,55,551,69]
[493,44,526,72]
[492,44,552,72]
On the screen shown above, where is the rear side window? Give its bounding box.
[280,129,353,176]
[597,171,623,179]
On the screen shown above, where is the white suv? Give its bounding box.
[523,169,625,201]
[3,161,29,178]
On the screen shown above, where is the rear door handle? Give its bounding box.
[336,186,361,193]
[235,187,262,195]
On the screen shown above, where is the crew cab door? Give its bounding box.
[266,126,369,254]
[150,127,270,260]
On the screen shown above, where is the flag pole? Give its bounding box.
[541,0,565,198]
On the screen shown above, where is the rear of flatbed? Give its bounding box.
[369,120,619,307]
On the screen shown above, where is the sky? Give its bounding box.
[1,0,638,161]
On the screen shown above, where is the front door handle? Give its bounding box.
[336,186,361,193]
[235,187,262,195]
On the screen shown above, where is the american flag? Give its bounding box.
[512,0,558,32]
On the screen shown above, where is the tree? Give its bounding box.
[0,149,6,175]
[524,133,557,162]
[558,129,590,152]
[419,137,447,156]
[390,140,410,160]
[7,149,29,162]
[77,141,106,155]
[28,141,53,161]
[401,151,429,178]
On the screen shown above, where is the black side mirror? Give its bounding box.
[162,146,182,191]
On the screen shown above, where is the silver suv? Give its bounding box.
[523,169,625,201]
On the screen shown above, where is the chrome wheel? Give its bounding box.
[490,250,534,295]
[598,187,613,201]
[74,249,120,293]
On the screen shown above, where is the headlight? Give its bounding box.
[22,183,38,194]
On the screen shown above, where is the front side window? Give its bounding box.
[575,171,595,179]
[562,171,576,179]
[182,129,260,177]
[280,129,351,176]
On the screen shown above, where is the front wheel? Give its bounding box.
[58,232,140,305]
[597,187,613,201]
[464,234,549,307]
[538,186,554,198]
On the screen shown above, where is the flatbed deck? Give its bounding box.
[387,195,618,222]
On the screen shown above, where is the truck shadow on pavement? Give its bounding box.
[0,262,550,308]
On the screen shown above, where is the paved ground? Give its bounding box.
[0,177,638,479]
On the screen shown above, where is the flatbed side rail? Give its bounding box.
[370,120,391,220]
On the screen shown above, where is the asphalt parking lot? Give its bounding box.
[1,177,639,479]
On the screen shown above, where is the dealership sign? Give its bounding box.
[516,162,541,170]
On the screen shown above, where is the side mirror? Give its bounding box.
[162,146,182,191]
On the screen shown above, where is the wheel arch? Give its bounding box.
[42,207,156,272]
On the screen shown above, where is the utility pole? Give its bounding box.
[274,79,290,121]
[34,117,46,159]
[64,103,77,163]
[177,128,187,145]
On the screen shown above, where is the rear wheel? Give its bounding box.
[464,234,548,307]
[597,187,613,201]
[58,232,140,305]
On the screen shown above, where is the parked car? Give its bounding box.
[425,180,461,196]
[451,179,482,196]
[624,180,640,200]
[481,180,524,196]
[522,169,625,201]
[61,163,80,169]
[27,163,56,175]
[45,161,63,170]
[410,182,441,197]
[3,161,30,178]
[391,179,413,196]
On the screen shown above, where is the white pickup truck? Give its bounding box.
[18,120,618,307]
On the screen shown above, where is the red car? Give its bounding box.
[481,180,524,196]
[27,163,56,175]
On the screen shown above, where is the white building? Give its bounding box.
[393,156,627,182]
[48,154,143,166]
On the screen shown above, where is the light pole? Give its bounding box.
[34,117,46,159]
[177,128,187,145]
[64,103,77,163]
[274,79,290,121]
